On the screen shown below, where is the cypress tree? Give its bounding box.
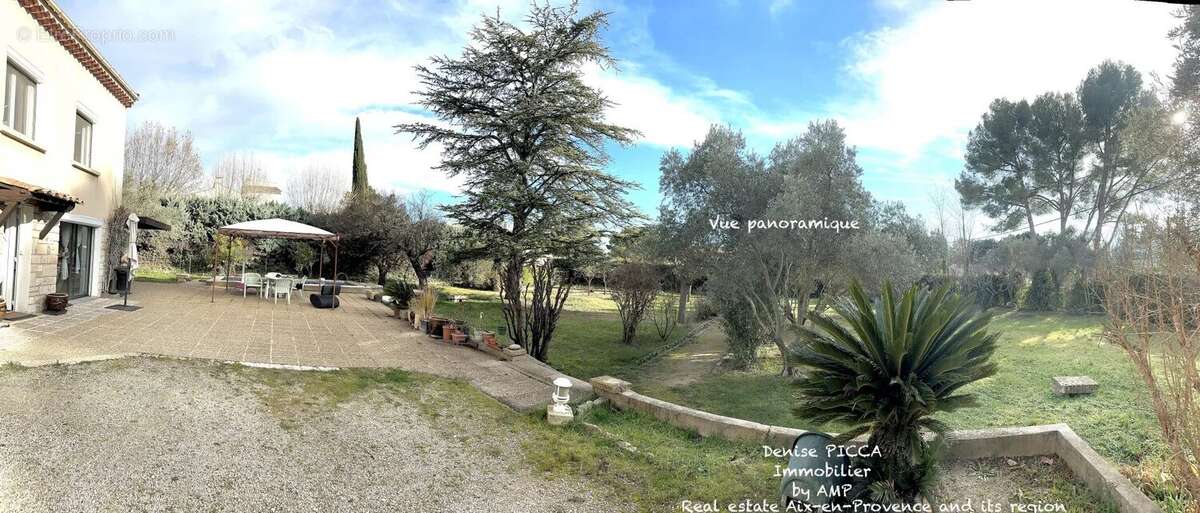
[351,117,369,194]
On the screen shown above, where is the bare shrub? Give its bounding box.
[1101,218,1200,503]
[608,263,660,345]
[652,296,678,342]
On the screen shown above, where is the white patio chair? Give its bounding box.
[263,272,283,297]
[242,273,263,298]
[270,278,293,304]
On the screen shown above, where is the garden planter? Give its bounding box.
[45,293,69,313]
[442,323,457,341]
[428,317,447,337]
[418,318,430,333]
[451,332,468,345]
[482,331,499,349]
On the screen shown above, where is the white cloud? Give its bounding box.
[769,0,794,17]
[837,0,1179,160]
[66,0,724,201]
[584,64,717,147]
[251,110,463,196]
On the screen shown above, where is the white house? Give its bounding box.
[1,0,137,314]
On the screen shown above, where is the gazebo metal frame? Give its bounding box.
[209,219,341,303]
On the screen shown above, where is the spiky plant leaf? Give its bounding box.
[789,280,999,503]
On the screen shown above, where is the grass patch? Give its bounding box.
[0,361,28,374]
[637,311,1163,465]
[525,406,778,512]
[214,365,418,429]
[133,266,204,282]
[431,283,690,379]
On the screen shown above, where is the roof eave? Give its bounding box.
[19,0,139,107]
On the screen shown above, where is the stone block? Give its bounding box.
[546,404,574,426]
[590,376,631,395]
[765,426,807,451]
[1052,376,1098,396]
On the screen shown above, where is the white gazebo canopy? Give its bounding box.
[217,218,339,241]
[211,218,343,302]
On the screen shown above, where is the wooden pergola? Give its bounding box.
[210,218,341,302]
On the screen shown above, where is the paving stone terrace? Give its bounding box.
[0,281,557,411]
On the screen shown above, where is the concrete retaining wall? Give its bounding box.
[589,376,1160,513]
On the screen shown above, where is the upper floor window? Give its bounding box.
[74,112,93,167]
[3,61,37,138]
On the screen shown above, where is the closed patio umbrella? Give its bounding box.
[127,213,139,276]
[107,213,169,312]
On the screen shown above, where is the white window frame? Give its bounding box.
[73,111,93,167]
[3,59,39,139]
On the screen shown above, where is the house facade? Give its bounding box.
[1,0,137,314]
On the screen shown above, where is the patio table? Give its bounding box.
[263,273,290,297]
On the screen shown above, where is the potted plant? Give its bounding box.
[384,279,415,318]
[416,285,438,333]
[428,317,446,337]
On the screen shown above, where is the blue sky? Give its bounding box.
[62,0,1180,231]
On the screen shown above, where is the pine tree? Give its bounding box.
[351,117,368,194]
[397,4,639,361]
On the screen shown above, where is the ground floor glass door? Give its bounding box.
[1,212,18,309]
[56,222,94,299]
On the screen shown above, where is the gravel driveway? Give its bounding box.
[0,358,621,513]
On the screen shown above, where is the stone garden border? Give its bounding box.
[590,376,1160,513]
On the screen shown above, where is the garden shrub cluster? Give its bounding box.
[1063,274,1106,314]
[1020,269,1062,311]
[157,196,310,272]
[440,258,497,290]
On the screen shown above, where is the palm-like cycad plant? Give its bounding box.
[789,281,999,503]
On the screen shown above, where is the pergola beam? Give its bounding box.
[38,211,66,240]
[0,202,18,226]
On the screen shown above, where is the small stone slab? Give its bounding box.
[1052,376,1098,396]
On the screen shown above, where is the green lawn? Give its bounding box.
[633,311,1183,509]
[432,283,692,380]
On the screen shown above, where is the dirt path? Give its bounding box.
[636,322,727,388]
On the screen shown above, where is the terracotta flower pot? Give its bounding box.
[483,332,498,349]
[442,323,456,341]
